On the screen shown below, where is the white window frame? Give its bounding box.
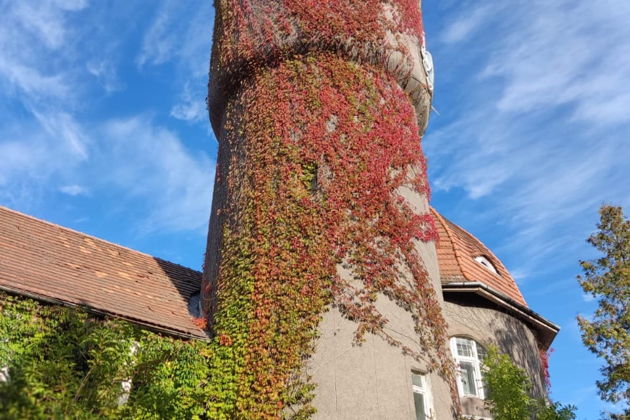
[117,341,140,406]
[411,371,435,420]
[450,337,486,399]
[474,256,498,274]
[0,365,9,383]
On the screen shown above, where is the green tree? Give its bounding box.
[481,346,576,420]
[577,205,630,416]
[0,292,212,419]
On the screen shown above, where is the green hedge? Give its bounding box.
[0,292,212,419]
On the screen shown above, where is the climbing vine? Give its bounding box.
[0,292,212,420]
[3,2,454,419]
[208,0,433,135]
[213,0,424,71]
[540,347,553,389]
[204,52,454,419]
[203,2,455,417]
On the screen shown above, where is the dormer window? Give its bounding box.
[474,256,498,274]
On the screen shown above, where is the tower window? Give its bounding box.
[474,255,498,274]
[411,372,434,419]
[450,337,486,399]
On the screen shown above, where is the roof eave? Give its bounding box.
[0,284,210,341]
[442,281,560,350]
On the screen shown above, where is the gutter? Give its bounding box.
[442,281,560,349]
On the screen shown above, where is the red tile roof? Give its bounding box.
[0,206,206,339]
[431,208,527,306]
[0,204,526,338]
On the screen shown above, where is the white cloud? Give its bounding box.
[0,0,87,80]
[481,0,630,125]
[136,1,211,74]
[97,116,214,233]
[428,0,630,277]
[0,1,214,234]
[137,1,212,125]
[52,0,89,11]
[136,5,177,68]
[171,99,206,122]
[86,59,123,93]
[0,140,45,188]
[0,115,214,233]
[441,4,492,44]
[0,1,90,120]
[32,111,90,160]
[0,1,98,209]
[0,121,84,183]
[0,58,69,100]
[9,2,71,49]
[171,82,206,122]
[0,123,86,209]
[59,185,88,196]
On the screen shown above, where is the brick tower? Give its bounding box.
[202,1,456,418]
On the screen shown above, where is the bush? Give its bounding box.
[0,292,211,419]
[481,346,576,420]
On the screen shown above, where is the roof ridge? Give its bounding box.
[0,205,201,276]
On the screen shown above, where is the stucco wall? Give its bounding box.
[308,198,456,420]
[205,2,450,417]
[309,307,455,420]
[444,294,545,418]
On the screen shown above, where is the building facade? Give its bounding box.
[0,1,558,418]
[0,203,557,419]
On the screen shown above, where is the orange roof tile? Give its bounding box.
[0,204,527,337]
[0,206,206,339]
[431,208,527,306]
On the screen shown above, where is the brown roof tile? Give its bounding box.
[0,204,526,336]
[431,208,527,306]
[0,206,206,339]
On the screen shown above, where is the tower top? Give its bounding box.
[208,0,434,134]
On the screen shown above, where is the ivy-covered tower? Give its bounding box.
[201,1,456,418]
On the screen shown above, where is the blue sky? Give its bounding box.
[0,1,628,417]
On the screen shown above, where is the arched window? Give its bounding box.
[450,337,486,399]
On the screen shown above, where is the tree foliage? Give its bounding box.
[481,346,576,420]
[577,205,630,414]
[0,292,212,419]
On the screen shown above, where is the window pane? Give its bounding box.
[414,391,426,420]
[460,362,477,396]
[412,373,424,389]
[456,338,474,357]
[476,344,487,363]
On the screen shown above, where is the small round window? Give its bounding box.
[474,256,498,274]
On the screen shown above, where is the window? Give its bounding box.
[0,365,8,383]
[412,372,434,420]
[450,337,486,399]
[474,255,498,274]
[117,342,139,406]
